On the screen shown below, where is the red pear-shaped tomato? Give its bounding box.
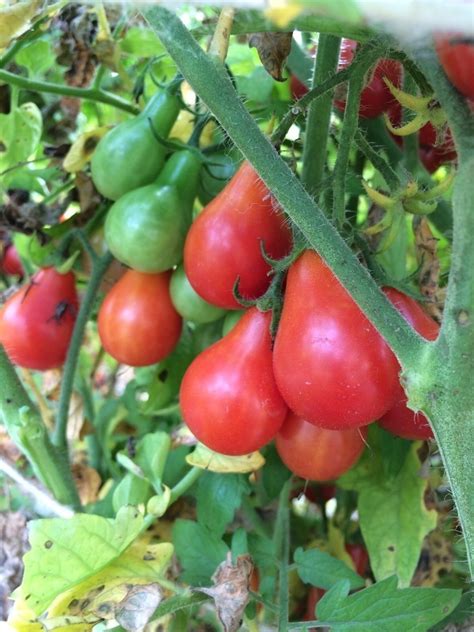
[179,308,288,455]
[184,161,292,309]
[435,34,474,101]
[98,269,182,367]
[378,288,439,440]
[273,251,400,429]
[276,412,367,481]
[0,268,78,370]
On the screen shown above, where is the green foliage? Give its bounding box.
[294,547,365,591]
[339,427,437,587]
[311,576,461,632]
[196,472,249,537]
[0,101,42,172]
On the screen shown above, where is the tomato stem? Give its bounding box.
[273,479,291,630]
[301,34,341,199]
[53,250,113,450]
[0,68,140,115]
[0,346,81,508]
[169,466,203,504]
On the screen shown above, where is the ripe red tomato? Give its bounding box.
[273,251,400,429]
[276,412,367,480]
[179,308,288,455]
[290,74,308,100]
[378,288,439,440]
[184,161,292,309]
[98,269,182,367]
[435,34,474,101]
[1,245,24,277]
[0,268,78,370]
[335,39,402,118]
[345,543,370,577]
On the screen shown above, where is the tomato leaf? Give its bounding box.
[196,472,249,537]
[339,428,437,587]
[15,506,144,614]
[172,519,229,586]
[186,443,265,473]
[294,547,365,591]
[0,103,42,171]
[112,473,152,513]
[312,576,461,632]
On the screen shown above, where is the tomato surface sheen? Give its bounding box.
[0,268,78,370]
[184,161,292,309]
[276,412,367,481]
[180,308,288,455]
[98,269,182,367]
[273,251,400,429]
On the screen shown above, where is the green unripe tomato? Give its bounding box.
[222,310,244,336]
[170,265,226,324]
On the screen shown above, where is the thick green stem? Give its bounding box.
[0,348,80,507]
[404,47,474,575]
[273,480,291,630]
[332,45,383,226]
[354,130,400,191]
[0,69,139,114]
[53,251,113,449]
[142,7,424,370]
[301,35,341,197]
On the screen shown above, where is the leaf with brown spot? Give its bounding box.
[115,583,162,632]
[414,216,444,323]
[248,32,293,81]
[195,553,254,632]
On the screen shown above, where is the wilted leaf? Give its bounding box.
[248,31,293,81]
[66,391,85,442]
[63,127,108,172]
[412,529,453,587]
[0,0,41,48]
[186,443,265,473]
[0,103,42,171]
[414,216,444,322]
[196,553,254,632]
[115,583,162,631]
[15,506,144,614]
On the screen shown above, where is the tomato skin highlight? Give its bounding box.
[276,412,367,481]
[184,161,292,309]
[435,35,474,101]
[273,251,400,429]
[335,39,402,119]
[378,288,439,440]
[0,268,78,370]
[98,269,182,367]
[179,308,288,455]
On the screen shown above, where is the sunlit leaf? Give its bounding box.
[186,443,265,473]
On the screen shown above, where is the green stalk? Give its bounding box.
[142,7,424,370]
[332,44,382,226]
[169,467,203,504]
[53,251,113,449]
[0,347,80,507]
[0,69,139,114]
[273,480,291,630]
[354,130,400,191]
[404,48,474,574]
[301,35,341,197]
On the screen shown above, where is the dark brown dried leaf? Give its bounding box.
[248,32,293,81]
[414,216,444,323]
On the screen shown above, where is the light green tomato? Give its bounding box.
[170,265,226,324]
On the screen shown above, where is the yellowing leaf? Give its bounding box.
[63,127,109,173]
[186,443,265,473]
[0,0,41,48]
[15,506,145,615]
[328,521,355,570]
[169,110,215,147]
[5,597,45,631]
[0,102,42,170]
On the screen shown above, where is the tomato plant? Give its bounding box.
[276,412,367,481]
[0,244,23,277]
[98,269,182,367]
[184,161,292,309]
[0,268,78,370]
[334,39,402,118]
[180,308,287,455]
[273,250,400,429]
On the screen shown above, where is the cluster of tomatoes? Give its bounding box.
[292,36,474,173]
[3,32,471,485]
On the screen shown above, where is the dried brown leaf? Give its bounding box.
[414,216,444,323]
[248,31,293,81]
[196,553,254,632]
[71,463,101,505]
